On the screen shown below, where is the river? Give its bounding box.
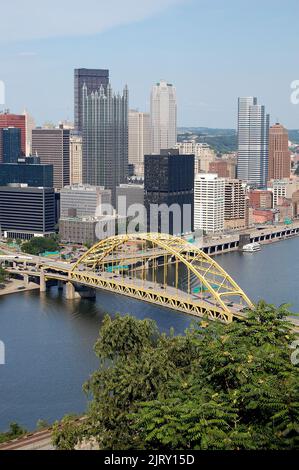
[0,237,298,431]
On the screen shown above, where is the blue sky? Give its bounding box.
[0,0,298,128]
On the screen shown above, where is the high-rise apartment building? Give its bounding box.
[268,123,290,181]
[237,97,269,187]
[128,110,151,176]
[32,127,70,189]
[70,133,82,185]
[144,150,194,235]
[151,81,177,154]
[194,174,225,234]
[0,127,21,163]
[82,83,128,205]
[224,179,246,230]
[74,68,109,132]
[0,112,26,155]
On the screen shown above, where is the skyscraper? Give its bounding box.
[128,110,151,176]
[194,174,225,234]
[70,133,83,185]
[151,80,177,154]
[32,127,70,189]
[23,109,36,156]
[144,149,194,235]
[82,83,129,205]
[268,123,290,181]
[0,112,26,155]
[74,68,109,132]
[237,97,269,187]
[0,127,21,163]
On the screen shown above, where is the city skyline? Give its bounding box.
[0,0,298,128]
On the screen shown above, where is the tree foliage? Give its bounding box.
[0,423,27,444]
[21,237,59,256]
[53,303,299,450]
[0,266,8,284]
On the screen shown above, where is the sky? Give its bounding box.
[0,0,298,128]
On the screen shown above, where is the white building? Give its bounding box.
[194,174,225,234]
[23,109,35,156]
[128,110,151,177]
[70,134,82,185]
[60,184,111,218]
[268,179,299,207]
[151,80,177,154]
[176,141,216,173]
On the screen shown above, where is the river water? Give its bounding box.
[0,237,298,431]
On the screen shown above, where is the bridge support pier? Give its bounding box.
[40,271,47,293]
[65,282,81,300]
[57,280,64,291]
[23,274,29,286]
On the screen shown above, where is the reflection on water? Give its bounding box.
[0,236,299,431]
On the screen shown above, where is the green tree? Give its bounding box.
[53,303,299,450]
[0,423,27,444]
[0,266,8,284]
[21,237,59,256]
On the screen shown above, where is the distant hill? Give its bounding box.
[178,127,299,153]
[289,130,299,144]
[177,127,237,154]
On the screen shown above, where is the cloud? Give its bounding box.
[0,0,187,42]
[18,52,38,57]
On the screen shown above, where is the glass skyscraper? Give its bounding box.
[74,68,109,132]
[82,83,129,206]
[237,97,269,188]
[0,127,22,163]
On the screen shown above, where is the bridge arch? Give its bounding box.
[72,233,253,323]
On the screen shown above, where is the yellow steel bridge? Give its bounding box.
[60,233,254,323]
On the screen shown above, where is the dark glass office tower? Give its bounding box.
[74,68,109,132]
[82,83,129,206]
[0,186,55,239]
[144,150,194,235]
[0,158,53,187]
[0,128,21,163]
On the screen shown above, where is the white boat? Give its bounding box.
[242,242,261,253]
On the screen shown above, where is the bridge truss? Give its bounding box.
[69,233,254,323]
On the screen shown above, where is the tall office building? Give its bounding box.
[60,184,111,218]
[82,83,129,205]
[32,127,70,189]
[0,156,53,187]
[70,133,82,185]
[237,97,269,188]
[0,186,55,240]
[128,110,151,176]
[144,149,194,235]
[0,127,21,163]
[151,80,177,154]
[194,174,225,234]
[74,68,109,132]
[23,110,36,156]
[268,123,290,181]
[0,112,26,155]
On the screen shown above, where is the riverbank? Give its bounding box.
[0,279,39,297]
[197,220,299,256]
